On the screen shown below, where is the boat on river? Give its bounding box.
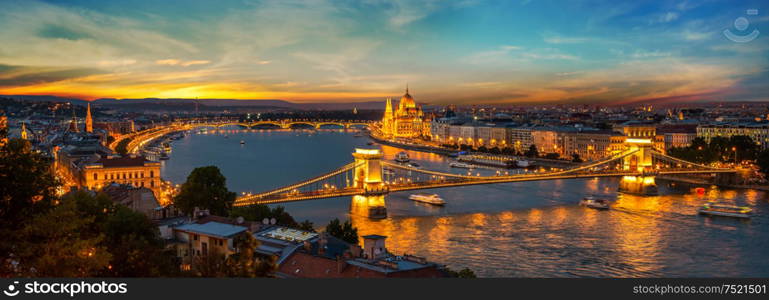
[409,193,446,206]
[580,196,610,210]
[698,201,752,219]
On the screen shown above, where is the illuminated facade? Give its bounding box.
[81,155,162,196]
[380,87,426,139]
[697,123,769,150]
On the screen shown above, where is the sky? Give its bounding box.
[0,0,767,105]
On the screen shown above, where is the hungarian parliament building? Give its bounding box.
[378,87,431,139]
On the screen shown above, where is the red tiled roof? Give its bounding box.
[96,155,149,167]
[276,252,446,278]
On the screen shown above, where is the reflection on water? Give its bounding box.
[163,129,769,277]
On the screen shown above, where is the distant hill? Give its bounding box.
[0,95,387,110]
[1,95,89,106]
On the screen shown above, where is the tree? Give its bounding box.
[174,166,235,216]
[298,220,315,232]
[230,205,299,228]
[489,147,501,154]
[325,218,358,244]
[544,153,560,160]
[445,267,477,278]
[525,145,538,158]
[225,232,276,277]
[758,149,769,177]
[477,145,488,153]
[729,135,759,162]
[0,138,59,273]
[101,204,180,277]
[115,138,132,155]
[571,153,583,163]
[15,195,111,277]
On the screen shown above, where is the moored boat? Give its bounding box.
[395,151,410,163]
[449,161,474,169]
[516,160,531,168]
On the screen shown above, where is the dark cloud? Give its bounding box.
[37,24,92,40]
[0,64,106,86]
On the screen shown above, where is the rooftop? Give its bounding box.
[174,221,247,239]
[97,155,150,167]
[257,227,318,243]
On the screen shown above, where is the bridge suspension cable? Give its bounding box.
[237,162,362,202]
[649,150,729,170]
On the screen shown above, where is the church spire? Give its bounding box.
[85,102,93,133]
[70,104,79,133]
[385,97,393,114]
[20,122,28,140]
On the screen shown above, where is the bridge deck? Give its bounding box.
[233,169,736,205]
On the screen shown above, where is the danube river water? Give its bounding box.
[161,128,769,277]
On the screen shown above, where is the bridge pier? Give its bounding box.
[351,148,389,218]
[618,175,659,196]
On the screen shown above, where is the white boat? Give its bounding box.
[516,160,532,168]
[698,202,752,219]
[395,151,410,163]
[409,193,446,206]
[580,196,610,210]
[240,140,245,145]
[449,162,474,169]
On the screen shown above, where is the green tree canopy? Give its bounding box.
[230,204,299,228]
[174,166,235,216]
[525,144,538,158]
[0,138,59,273]
[15,194,111,277]
[115,138,132,155]
[225,232,276,277]
[758,149,769,177]
[325,218,358,244]
[572,153,583,163]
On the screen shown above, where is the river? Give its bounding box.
[160,128,769,277]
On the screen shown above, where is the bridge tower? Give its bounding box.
[623,138,653,172]
[351,148,388,194]
[620,138,658,195]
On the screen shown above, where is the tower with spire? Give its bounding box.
[85,102,93,133]
[69,104,79,133]
[20,122,28,140]
[379,84,425,139]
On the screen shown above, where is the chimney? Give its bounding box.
[318,233,328,255]
[349,245,362,258]
[336,256,347,274]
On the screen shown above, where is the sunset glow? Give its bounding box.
[0,0,767,104]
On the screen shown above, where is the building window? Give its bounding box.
[150,171,154,178]
[93,173,98,181]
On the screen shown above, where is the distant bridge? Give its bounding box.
[108,119,374,153]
